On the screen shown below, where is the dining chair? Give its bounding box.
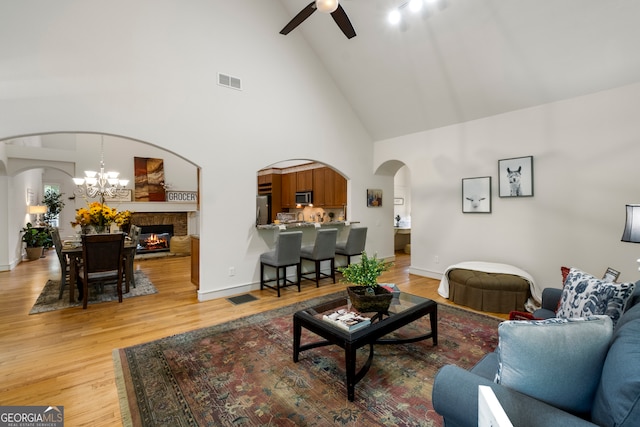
[335,227,368,269]
[51,228,71,299]
[125,224,142,289]
[300,228,338,287]
[260,231,303,297]
[77,233,125,309]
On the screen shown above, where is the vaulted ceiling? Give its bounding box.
[278,0,640,141]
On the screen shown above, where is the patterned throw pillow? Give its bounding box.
[556,268,636,325]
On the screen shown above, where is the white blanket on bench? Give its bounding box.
[438,261,541,304]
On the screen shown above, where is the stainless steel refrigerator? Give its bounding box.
[256,195,271,225]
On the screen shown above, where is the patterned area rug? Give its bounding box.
[29,271,158,314]
[113,292,500,426]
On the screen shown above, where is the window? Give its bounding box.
[43,184,62,227]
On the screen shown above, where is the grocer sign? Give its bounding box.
[166,191,197,203]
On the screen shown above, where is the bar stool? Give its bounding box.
[260,231,303,297]
[335,227,367,268]
[300,228,338,287]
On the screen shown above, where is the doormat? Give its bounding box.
[226,294,258,305]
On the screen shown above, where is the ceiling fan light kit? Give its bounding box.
[280,0,356,39]
[316,0,339,14]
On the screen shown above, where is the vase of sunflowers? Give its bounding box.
[72,201,132,234]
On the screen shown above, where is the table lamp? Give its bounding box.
[621,204,640,272]
[27,205,48,226]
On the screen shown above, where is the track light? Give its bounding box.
[388,0,445,27]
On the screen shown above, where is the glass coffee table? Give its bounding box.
[293,291,437,401]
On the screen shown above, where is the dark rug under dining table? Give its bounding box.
[113,291,501,426]
[30,271,158,314]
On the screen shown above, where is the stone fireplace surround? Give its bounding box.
[131,212,188,236]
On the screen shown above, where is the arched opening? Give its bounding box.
[2,133,200,272]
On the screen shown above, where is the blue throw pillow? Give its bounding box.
[496,316,613,414]
[591,305,640,427]
[556,268,635,326]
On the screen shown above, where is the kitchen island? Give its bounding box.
[257,221,361,270]
[256,220,358,231]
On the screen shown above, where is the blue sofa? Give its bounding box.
[432,286,640,427]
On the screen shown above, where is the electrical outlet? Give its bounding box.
[434,255,439,264]
[228,267,235,276]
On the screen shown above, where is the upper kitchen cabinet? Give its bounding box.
[310,166,346,208]
[257,172,282,218]
[322,167,347,207]
[281,172,296,208]
[296,169,313,192]
[313,168,326,206]
[259,162,347,210]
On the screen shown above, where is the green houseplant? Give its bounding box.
[42,188,65,226]
[21,222,49,260]
[338,252,394,313]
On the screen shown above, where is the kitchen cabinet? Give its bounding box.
[257,173,282,219]
[316,167,347,207]
[257,174,272,195]
[191,235,199,289]
[281,173,296,208]
[296,169,313,192]
[332,169,347,207]
[273,164,347,210]
[313,168,326,206]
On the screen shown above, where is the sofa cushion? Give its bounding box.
[556,267,635,326]
[591,304,640,427]
[496,316,613,414]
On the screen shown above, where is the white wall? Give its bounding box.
[0,1,392,296]
[375,82,640,298]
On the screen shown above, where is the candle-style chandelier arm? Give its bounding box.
[73,137,129,202]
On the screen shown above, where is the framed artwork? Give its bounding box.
[134,157,166,202]
[366,189,382,207]
[394,197,404,205]
[462,177,491,213]
[602,267,620,282]
[498,156,534,197]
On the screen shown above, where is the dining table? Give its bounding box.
[62,239,138,304]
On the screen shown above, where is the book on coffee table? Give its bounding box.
[322,309,371,332]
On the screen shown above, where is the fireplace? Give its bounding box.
[138,225,174,253]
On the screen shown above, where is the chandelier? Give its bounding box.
[73,137,129,202]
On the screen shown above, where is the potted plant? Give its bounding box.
[21,222,49,260]
[42,188,65,226]
[338,252,394,313]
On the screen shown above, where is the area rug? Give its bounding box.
[113,292,501,426]
[29,271,158,314]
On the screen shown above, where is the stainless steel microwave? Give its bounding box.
[295,191,313,205]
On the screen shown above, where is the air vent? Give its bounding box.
[218,73,242,91]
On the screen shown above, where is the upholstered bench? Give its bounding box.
[447,268,531,313]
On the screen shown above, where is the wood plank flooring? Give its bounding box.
[0,251,506,426]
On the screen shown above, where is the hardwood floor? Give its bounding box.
[0,251,506,426]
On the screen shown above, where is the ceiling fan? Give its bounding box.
[280,0,357,39]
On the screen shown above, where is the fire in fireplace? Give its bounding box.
[138,225,174,253]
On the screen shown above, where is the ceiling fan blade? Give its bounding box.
[280,1,317,35]
[331,4,356,39]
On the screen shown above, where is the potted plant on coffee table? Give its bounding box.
[20,222,49,261]
[338,252,394,313]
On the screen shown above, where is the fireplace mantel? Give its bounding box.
[106,202,197,213]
